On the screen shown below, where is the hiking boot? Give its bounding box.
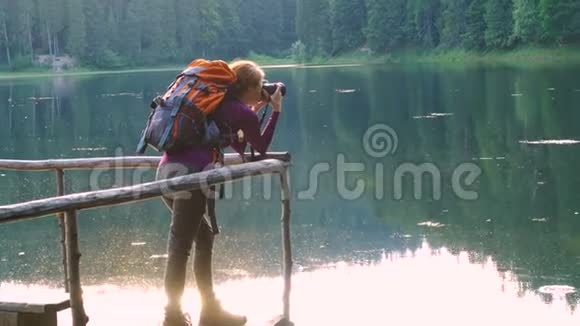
[162,311,193,326]
[199,299,247,326]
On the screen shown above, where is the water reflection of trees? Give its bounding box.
[354,65,580,309]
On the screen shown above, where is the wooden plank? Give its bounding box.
[18,312,57,326]
[0,159,289,224]
[0,152,290,171]
[0,299,69,313]
[0,156,161,171]
[0,311,17,326]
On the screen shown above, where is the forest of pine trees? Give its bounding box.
[0,0,579,70]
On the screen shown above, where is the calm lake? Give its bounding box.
[1,63,580,325]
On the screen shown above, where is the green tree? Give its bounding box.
[441,0,469,48]
[0,2,12,69]
[484,0,514,48]
[65,0,86,58]
[7,0,35,64]
[513,0,540,44]
[281,0,298,50]
[539,0,561,41]
[138,0,166,62]
[365,0,406,51]
[296,0,332,55]
[330,0,366,54]
[2,0,580,69]
[121,0,143,63]
[214,0,245,58]
[413,0,442,48]
[248,0,283,55]
[403,1,418,45]
[539,0,580,43]
[83,0,108,66]
[38,0,66,56]
[105,4,121,56]
[365,0,387,51]
[174,0,196,60]
[463,0,486,50]
[190,0,221,57]
[157,0,177,59]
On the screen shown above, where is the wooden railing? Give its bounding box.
[0,152,293,326]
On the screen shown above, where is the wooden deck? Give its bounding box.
[0,296,70,326]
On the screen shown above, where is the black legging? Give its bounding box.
[156,162,216,313]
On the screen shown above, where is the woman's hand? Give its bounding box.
[252,100,269,114]
[251,89,271,113]
[270,86,283,112]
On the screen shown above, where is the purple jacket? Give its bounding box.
[159,98,280,170]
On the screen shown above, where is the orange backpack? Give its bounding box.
[136,59,237,154]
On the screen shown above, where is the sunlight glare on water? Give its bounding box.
[2,243,579,326]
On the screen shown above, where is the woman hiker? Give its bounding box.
[156,60,284,326]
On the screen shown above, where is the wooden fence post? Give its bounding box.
[280,168,293,324]
[55,169,69,293]
[64,209,88,326]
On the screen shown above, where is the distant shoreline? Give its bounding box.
[0,63,365,80]
[1,47,579,80]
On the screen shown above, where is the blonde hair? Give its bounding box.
[229,60,265,99]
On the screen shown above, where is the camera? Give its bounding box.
[262,81,286,97]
